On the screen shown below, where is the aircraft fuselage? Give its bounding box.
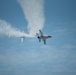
[38,35,52,39]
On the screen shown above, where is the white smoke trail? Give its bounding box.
[0,19,32,38]
[18,0,45,36]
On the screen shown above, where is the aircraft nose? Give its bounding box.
[48,36,52,38]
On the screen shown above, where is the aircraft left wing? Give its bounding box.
[43,39,46,44]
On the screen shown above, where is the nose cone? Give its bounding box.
[48,36,52,38]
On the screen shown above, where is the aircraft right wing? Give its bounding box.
[39,30,43,35]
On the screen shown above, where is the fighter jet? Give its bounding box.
[37,30,52,44]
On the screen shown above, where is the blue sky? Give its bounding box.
[0,0,76,75]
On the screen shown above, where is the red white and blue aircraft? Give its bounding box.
[37,30,52,44]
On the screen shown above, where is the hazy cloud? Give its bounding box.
[18,0,45,36]
[0,19,33,38]
[0,45,76,75]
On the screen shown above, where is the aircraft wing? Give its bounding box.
[43,39,46,44]
[39,30,43,35]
